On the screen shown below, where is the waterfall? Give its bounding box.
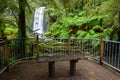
[33,7,47,38]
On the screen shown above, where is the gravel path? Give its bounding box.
[0,60,120,80]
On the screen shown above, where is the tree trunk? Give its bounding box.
[118,11,120,41]
[18,0,26,38]
[18,0,26,58]
[117,31,120,41]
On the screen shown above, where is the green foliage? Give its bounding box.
[77,30,87,38]
[4,25,18,39]
[0,0,119,40]
[44,0,120,40]
[0,15,18,39]
[46,11,108,38]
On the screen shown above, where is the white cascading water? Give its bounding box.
[33,7,46,38]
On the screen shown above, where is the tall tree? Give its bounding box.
[18,0,26,58]
[18,0,26,38]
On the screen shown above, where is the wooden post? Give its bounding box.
[36,35,39,59]
[29,43,34,57]
[99,38,104,65]
[70,60,77,76]
[3,37,9,71]
[68,36,71,54]
[48,61,55,78]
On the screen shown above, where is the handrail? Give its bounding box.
[103,40,120,43]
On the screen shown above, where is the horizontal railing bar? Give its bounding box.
[103,61,120,72]
[0,67,7,75]
[103,40,120,43]
[0,41,6,44]
[39,38,100,40]
[8,38,34,41]
[9,57,36,66]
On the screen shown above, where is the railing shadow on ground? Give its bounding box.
[0,38,120,74]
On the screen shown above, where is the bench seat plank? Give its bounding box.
[37,54,87,62]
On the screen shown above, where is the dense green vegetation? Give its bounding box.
[45,0,120,40]
[0,0,120,41]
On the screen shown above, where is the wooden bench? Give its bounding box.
[36,54,87,78]
[35,35,88,77]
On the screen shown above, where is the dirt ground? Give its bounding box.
[0,60,120,80]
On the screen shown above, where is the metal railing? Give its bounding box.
[0,38,36,74]
[103,40,120,71]
[37,38,100,57]
[0,38,120,74]
[7,38,36,63]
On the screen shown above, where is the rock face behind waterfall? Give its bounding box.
[33,7,47,38]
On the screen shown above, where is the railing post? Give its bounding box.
[3,37,9,71]
[36,35,39,59]
[68,36,71,54]
[29,43,34,57]
[99,37,104,65]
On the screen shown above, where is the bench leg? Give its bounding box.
[70,60,77,76]
[48,61,55,78]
